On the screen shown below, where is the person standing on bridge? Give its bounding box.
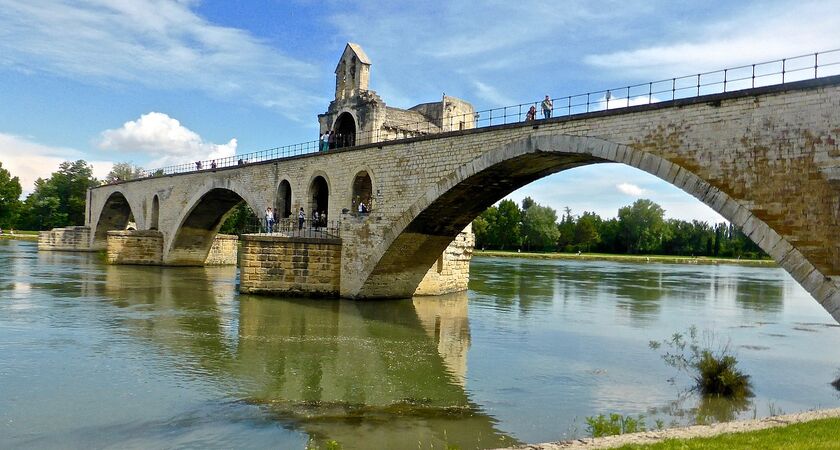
[265,207,274,233]
[541,95,553,119]
[320,131,329,152]
[525,105,536,121]
[328,130,336,150]
[298,207,305,230]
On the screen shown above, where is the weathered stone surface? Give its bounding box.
[239,234,341,297]
[38,226,93,251]
[79,76,840,321]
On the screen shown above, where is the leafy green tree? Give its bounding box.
[574,211,602,252]
[105,162,145,183]
[495,199,522,250]
[521,203,559,251]
[19,160,98,230]
[472,214,490,248]
[556,206,576,251]
[0,162,22,228]
[521,196,536,211]
[219,202,258,235]
[617,199,667,253]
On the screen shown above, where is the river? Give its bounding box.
[2,240,839,449]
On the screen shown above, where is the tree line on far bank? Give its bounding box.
[0,160,765,259]
[474,197,766,259]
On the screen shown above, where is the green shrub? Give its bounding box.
[585,413,647,437]
[650,326,752,399]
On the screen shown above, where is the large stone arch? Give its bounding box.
[353,134,840,322]
[164,186,255,265]
[91,191,139,249]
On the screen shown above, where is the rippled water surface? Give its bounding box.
[2,240,840,449]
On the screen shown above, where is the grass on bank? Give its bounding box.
[613,417,840,450]
[0,230,38,240]
[474,249,775,267]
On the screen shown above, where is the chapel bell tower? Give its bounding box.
[335,43,371,100]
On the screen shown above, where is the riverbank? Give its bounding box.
[475,250,775,267]
[0,231,38,241]
[502,408,840,449]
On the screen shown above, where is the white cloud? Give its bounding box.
[98,112,236,169]
[616,182,646,196]
[0,133,111,197]
[0,0,321,116]
[584,1,840,80]
[472,80,517,107]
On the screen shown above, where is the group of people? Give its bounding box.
[525,95,554,121]
[264,206,329,232]
[319,130,354,152]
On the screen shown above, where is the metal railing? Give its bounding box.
[136,48,840,178]
[243,217,341,239]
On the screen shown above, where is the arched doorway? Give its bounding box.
[352,170,373,213]
[309,176,329,224]
[334,112,356,148]
[150,195,160,230]
[276,180,292,218]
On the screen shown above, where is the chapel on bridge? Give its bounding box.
[318,43,476,148]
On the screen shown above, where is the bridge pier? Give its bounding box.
[104,230,238,266]
[239,234,342,297]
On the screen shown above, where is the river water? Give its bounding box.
[2,240,840,449]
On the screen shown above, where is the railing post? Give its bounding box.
[782,58,786,83]
[696,73,700,96]
[648,82,652,104]
[626,86,630,107]
[815,52,819,78]
[671,78,675,100]
[752,64,755,88]
[567,96,571,116]
[586,93,590,112]
[723,69,727,92]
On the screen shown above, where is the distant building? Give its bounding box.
[318,43,475,148]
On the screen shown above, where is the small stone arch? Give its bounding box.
[93,191,135,247]
[308,175,330,223]
[149,195,160,230]
[276,180,292,219]
[351,170,373,213]
[333,111,356,148]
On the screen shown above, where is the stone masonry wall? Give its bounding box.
[414,224,474,296]
[205,234,238,265]
[86,78,840,319]
[106,230,163,265]
[38,226,93,251]
[239,234,341,297]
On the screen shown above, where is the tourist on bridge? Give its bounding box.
[265,207,274,233]
[328,130,336,150]
[542,95,553,119]
[298,207,305,230]
[525,105,536,121]
[320,131,330,152]
[210,160,217,169]
[195,161,202,170]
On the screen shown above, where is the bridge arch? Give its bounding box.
[276,180,292,219]
[92,191,137,248]
[165,186,254,265]
[333,111,356,148]
[353,134,838,320]
[307,173,331,222]
[149,195,160,230]
[351,169,374,212]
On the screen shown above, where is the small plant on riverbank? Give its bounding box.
[649,326,752,399]
[585,413,647,437]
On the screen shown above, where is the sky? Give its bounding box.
[1,0,839,223]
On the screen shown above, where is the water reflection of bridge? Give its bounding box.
[101,265,514,449]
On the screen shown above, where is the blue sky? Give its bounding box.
[1,0,838,222]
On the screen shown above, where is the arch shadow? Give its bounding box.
[92,191,136,248]
[166,187,246,265]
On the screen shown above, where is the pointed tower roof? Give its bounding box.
[335,43,371,73]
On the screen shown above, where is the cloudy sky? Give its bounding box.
[1,0,837,222]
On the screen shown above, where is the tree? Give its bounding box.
[0,162,22,228]
[18,160,98,230]
[219,202,258,235]
[521,203,559,251]
[521,196,536,211]
[574,211,602,252]
[105,162,145,183]
[495,199,522,250]
[617,199,667,253]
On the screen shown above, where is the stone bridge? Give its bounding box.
[71,76,840,322]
